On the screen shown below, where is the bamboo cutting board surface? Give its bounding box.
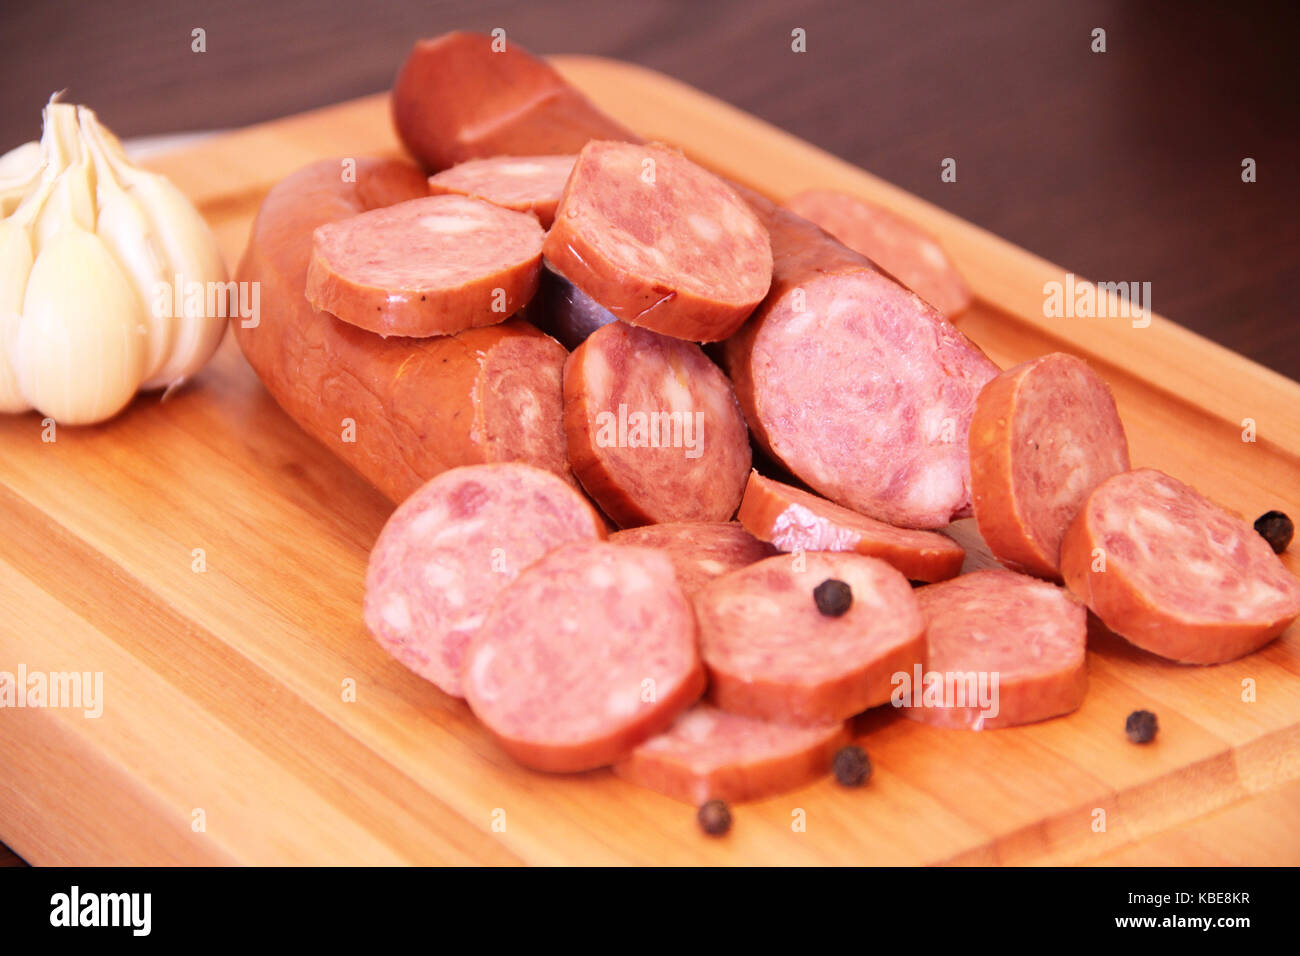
[1,56,1299,866]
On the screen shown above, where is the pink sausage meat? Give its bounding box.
[461,540,706,771]
[305,195,544,337]
[970,352,1130,580]
[615,704,849,804]
[608,521,776,596]
[427,154,576,228]
[722,193,999,529]
[737,471,965,583]
[1060,469,1300,664]
[544,141,773,342]
[695,552,925,725]
[783,189,972,317]
[363,463,604,697]
[563,320,752,527]
[903,570,1087,730]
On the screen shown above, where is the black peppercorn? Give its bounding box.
[697,799,732,836]
[1125,709,1158,744]
[814,578,853,617]
[1254,511,1294,554]
[832,745,872,787]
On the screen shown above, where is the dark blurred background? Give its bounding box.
[1,0,1297,376]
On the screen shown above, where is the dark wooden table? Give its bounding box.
[0,0,1296,865]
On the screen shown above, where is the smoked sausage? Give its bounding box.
[784,189,972,317]
[461,540,705,771]
[722,190,999,529]
[392,31,637,171]
[695,552,924,725]
[1060,469,1300,664]
[737,470,965,582]
[970,352,1130,580]
[902,570,1087,730]
[363,463,604,696]
[615,704,849,804]
[235,158,571,504]
[305,195,544,337]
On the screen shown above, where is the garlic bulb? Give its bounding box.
[0,101,228,424]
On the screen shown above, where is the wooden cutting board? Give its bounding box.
[2,56,1298,866]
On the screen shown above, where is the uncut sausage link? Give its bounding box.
[235,158,571,504]
[784,189,972,317]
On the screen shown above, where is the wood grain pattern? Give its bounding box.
[0,58,1297,865]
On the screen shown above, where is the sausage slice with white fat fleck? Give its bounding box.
[737,471,965,582]
[615,704,849,804]
[306,195,544,336]
[363,463,604,697]
[1061,468,1300,664]
[544,140,773,342]
[427,154,576,228]
[903,570,1087,730]
[695,552,924,725]
[970,352,1129,580]
[608,521,775,596]
[721,190,998,529]
[564,320,751,526]
[462,540,705,771]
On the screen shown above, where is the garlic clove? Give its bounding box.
[77,106,228,391]
[131,173,228,389]
[79,107,176,383]
[0,139,41,179]
[17,225,144,424]
[35,103,97,244]
[0,218,35,412]
[0,141,43,217]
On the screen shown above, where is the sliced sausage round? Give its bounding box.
[970,352,1130,581]
[461,540,705,771]
[695,552,924,725]
[363,463,604,697]
[902,570,1087,730]
[721,193,999,529]
[614,704,849,804]
[236,158,572,504]
[608,521,776,596]
[427,154,576,228]
[783,189,972,317]
[543,141,773,342]
[737,471,965,582]
[305,195,544,337]
[1061,468,1300,664]
[563,320,752,526]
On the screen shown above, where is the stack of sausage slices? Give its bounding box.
[235,32,1300,821]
